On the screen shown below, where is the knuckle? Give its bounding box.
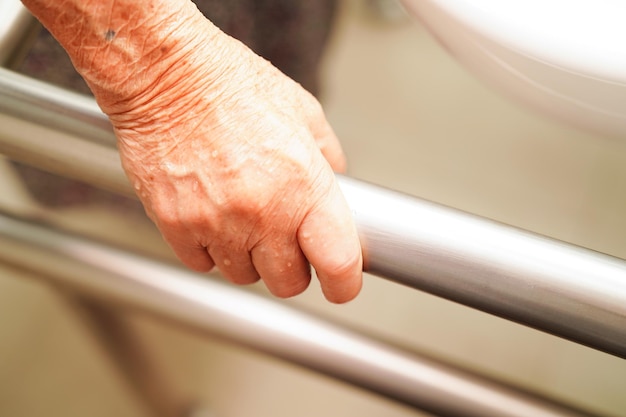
[154,207,178,229]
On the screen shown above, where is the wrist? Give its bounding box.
[22,0,225,113]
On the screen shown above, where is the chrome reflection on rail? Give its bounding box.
[341,177,626,359]
[1,66,626,361]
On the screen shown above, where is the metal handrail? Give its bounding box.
[0,212,604,417]
[1,67,626,358]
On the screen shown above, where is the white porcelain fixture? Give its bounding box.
[401,0,626,137]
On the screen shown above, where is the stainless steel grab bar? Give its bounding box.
[0,212,604,417]
[1,66,626,359]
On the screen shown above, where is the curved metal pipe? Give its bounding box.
[1,67,626,358]
[0,212,605,417]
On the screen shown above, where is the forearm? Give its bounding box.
[20,0,225,113]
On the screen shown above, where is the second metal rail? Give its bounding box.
[0,211,605,417]
[1,67,626,358]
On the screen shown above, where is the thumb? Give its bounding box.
[297,179,363,303]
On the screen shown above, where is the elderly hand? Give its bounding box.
[114,37,363,302]
[23,0,362,302]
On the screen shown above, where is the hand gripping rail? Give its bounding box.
[1,66,626,359]
[0,64,624,415]
[1,67,625,359]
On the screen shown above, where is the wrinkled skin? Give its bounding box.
[113,37,363,302]
[22,0,363,302]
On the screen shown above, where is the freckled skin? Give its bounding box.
[21,0,363,303]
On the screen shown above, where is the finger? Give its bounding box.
[251,237,312,298]
[309,116,347,174]
[168,241,215,273]
[207,246,261,285]
[298,180,363,303]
